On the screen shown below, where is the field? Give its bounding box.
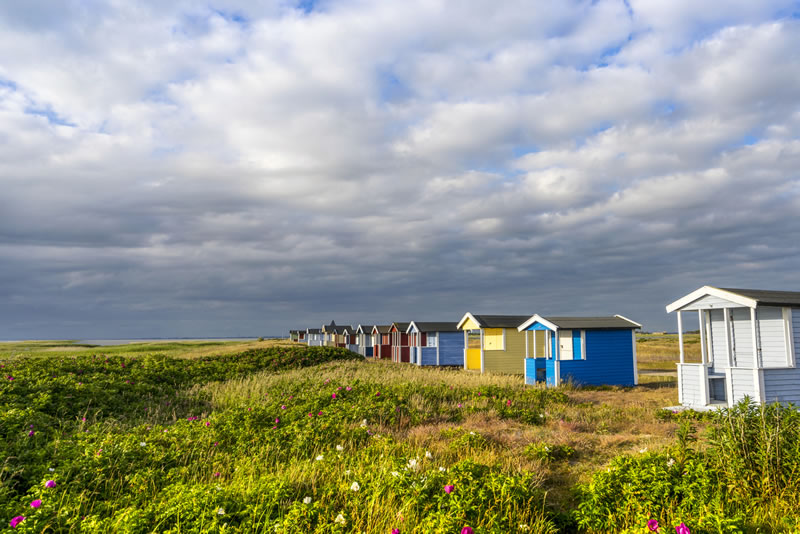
[1,338,797,533]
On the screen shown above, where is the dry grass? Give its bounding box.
[636,333,701,371]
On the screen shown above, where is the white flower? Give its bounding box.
[469,431,475,435]
[334,513,346,525]
[519,524,530,531]
[425,451,432,459]
[639,448,647,454]
[439,467,446,472]
[391,471,400,477]
[407,458,419,471]
[217,508,225,515]
[345,470,350,475]
[667,458,676,467]
[336,445,343,451]
[139,442,146,447]
[315,455,324,461]
[48,468,55,472]
[303,496,312,504]
[350,481,360,491]
[360,419,367,428]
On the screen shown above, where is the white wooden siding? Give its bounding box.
[762,368,800,404]
[709,310,728,369]
[679,365,703,407]
[682,294,743,311]
[730,368,757,403]
[757,306,786,368]
[731,308,754,367]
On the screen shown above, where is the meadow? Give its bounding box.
[0,337,797,533]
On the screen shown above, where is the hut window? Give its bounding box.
[484,328,505,350]
[427,334,437,347]
[467,331,481,349]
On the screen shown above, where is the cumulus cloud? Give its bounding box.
[0,0,799,338]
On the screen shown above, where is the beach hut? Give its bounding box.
[321,321,353,347]
[456,314,531,374]
[517,315,641,387]
[289,330,299,342]
[356,325,374,357]
[666,286,800,409]
[306,328,322,346]
[341,326,359,353]
[406,322,465,366]
[372,325,392,360]
[389,322,411,363]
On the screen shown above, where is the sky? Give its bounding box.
[1,0,799,339]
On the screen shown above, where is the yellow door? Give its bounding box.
[466,349,481,370]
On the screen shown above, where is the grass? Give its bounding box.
[1,339,796,532]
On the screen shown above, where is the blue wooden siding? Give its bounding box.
[438,332,465,366]
[525,358,546,385]
[545,359,557,387]
[558,329,635,386]
[573,330,582,359]
[364,346,373,357]
[763,367,800,404]
[421,347,437,366]
[530,323,549,330]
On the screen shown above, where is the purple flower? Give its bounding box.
[30,499,42,508]
[461,528,473,534]
[45,480,56,488]
[9,516,24,528]
[675,524,691,534]
[28,430,35,437]
[376,392,381,397]
[205,421,211,427]
[444,485,454,494]
[647,519,659,531]
[458,403,462,408]
[317,411,322,415]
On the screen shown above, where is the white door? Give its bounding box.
[558,330,573,360]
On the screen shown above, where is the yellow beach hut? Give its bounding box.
[456,313,541,374]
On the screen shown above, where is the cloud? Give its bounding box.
[0,1,798,339]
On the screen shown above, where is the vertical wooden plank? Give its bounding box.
[751,307,762,402]
[724,308,734,368]
[677,311,685,364]
[632,330,638,385]
[783,307,795,368]
[698,309,707,365]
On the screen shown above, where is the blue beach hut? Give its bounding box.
[517,315,641,387]
[406,322,465,366]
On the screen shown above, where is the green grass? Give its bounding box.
[0,340,796,533]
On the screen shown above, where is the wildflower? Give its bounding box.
[360,419,368,428]
[425,451,432,459]
[346,386,352,391]
[648,519,659,531]
[140,442,146,447]
[45,480,56,488]
[28,430,34,437]
[6,376,12,381]
[461,527,474,534]
[205,422,211,427]
[439,467,446,472]
[303,496,312,504]
[308,413,313,417]
[318,411,323,415]
[444,485,454,494]
[332,393,337,399]
[675,523,691,534]
[30,499,42,509]
[376,392,381,396]
[392,529,400,534]
[214,442,219,447]
[334,513,346,525]
[336,445,344,451]
[48,468,55,472]
[281,405,286,410]
[9,516,24,528]
[506,399,512,406]
[391,471,400,477]
[407,459,419,471]
[316,455,324,461]
[457,403,462,408]
[275,418,280,424]
[217,508,225,515]
[214,472,221,477]
[639,448,648,453]
[350,481,360,491]
[667,458,675,467]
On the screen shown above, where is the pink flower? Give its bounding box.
[332,393,337,399]
[506,399,512,407]
[275,418,280,423]
[45,480,56,488]
[9,516,24,528]
[308,413,313,417]
[214,472,220,477]
[647,519,659,531]
[444,485,454,494]
[376,392,381,396]
[6,376,13,381]
[346,386,352,391]
[675,524,691,534]
[392,529,400,534]
[461,528,473,534]
[318,411,322,415]
[30,499,42,508]
[281,405,286,410]
[205,422,211,427]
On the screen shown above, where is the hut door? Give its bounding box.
[558,330,573,360]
